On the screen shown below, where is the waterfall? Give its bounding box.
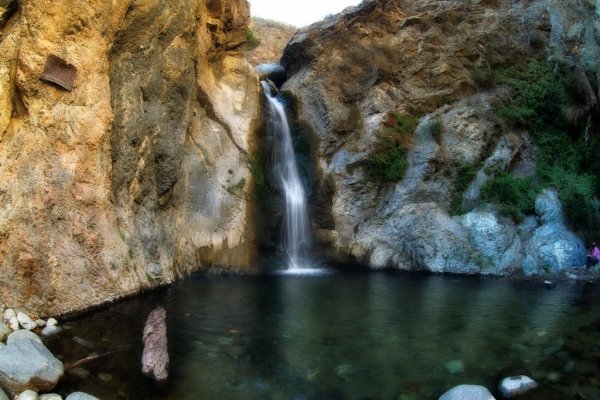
[261,81,310,270]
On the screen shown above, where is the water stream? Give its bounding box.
[261,82,311,272]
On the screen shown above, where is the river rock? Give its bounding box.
[7,330,42,344]
[67,368,90,379]
[40,326,63,338]
[35,320,46,328]
[3,309,16,321]
[16,390,38,400]
[72,337,94,350]
[39,395,63,400]
[439,385,496,400]
[0,338,64,396]
[0,321,10,342]
[142,307,169,385]
[65,392,100,400]
[16,313,37,331]
[46,319,58,328]
[498,375,539,398]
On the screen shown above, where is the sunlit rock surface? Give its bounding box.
[281,0,596,274]
[0,0,260,315]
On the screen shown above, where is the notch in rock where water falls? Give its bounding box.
[260,81,323,274]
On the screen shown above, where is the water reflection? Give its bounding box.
[48,273,600,399]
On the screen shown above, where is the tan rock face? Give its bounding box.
[0,0,260,316]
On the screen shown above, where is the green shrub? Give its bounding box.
[366,147,408,182]
[424,117,444,142]
[248,154,267,194]
[245,27,261,49]
[365,113,419,182]
[481,172,536,221]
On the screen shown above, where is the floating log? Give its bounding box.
[40,54,77,91]
[141,307,169,386]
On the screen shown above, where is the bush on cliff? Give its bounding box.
[365,113,418,182]
[492,59,600,239]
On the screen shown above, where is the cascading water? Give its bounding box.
[261,81,311,271]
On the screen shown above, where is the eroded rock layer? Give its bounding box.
[0,0,260,315]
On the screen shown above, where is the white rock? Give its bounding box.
[41,326,63,338]
[16,312,37,331]
[439,385,496,400]
[7,330,42,344]
[46,318,58,327]
[65,393,99,400]
[16,390,38,400]
[3,308,16,321]
[0,321,10,342]
[7,316,20,331]
[36,320,46,328]
[39,394,63,400]
[499,376,539,398]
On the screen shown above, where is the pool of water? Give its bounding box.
[46,271,600,399]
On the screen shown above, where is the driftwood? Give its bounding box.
[142,307,169,386]
[64,349,124,371]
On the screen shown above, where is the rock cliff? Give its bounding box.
[281,0,599,274]
[0,0,260,316]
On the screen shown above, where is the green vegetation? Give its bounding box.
[365,113,419,182]
[244,27,261,50]
[481,172,536,222]
[449,162,480,215]
[424,117,444,143]
[248,154,268,195]
[487,59,600,239]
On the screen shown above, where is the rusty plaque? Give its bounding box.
[40,54,77,91]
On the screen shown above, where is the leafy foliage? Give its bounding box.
[244,27,261,50]
[365,113,419,182]
[490,59,600,239]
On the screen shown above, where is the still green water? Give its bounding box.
[47,272,600,399]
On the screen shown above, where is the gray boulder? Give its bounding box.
[0,338,63,396]
[535,189,563,225]
[439,384,496,400]
[65,393,100,400]
[255,64,286,87]
[7,330,42,344]
[0,387,8,400]
[498,375,539,398]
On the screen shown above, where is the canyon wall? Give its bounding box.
[281,0,600,275]
[0,0,260,316]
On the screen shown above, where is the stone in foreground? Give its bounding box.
[499,375,538,397]
[16,390,38,400]
[0,387,8,400]
[0,338,63,396]
[65,392,100,400]
[439,384,496,400]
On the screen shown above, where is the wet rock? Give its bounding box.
[46,319,58,328]
[335,364,354,381]
[97,373,112,382]
[0,321,10,341]
[444,359,465,374]
[72,337,94,350]
[498,375,539,398]
[40,326,63,338]
[35,320,46,328]
[67,368,90,379]
[39,394,62,400]
[438,384,495,400]
[16,390,38,400]
[16,313,36,331]
[7,330,42,344]
[0,338,64,396]
[64,393,99,400]
[142,307,169,386]
[255,64,286,87]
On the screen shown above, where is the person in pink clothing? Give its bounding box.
[586,243,600,269]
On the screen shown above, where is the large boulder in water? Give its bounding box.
[255,64,287,87]
[0,338,63,396]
